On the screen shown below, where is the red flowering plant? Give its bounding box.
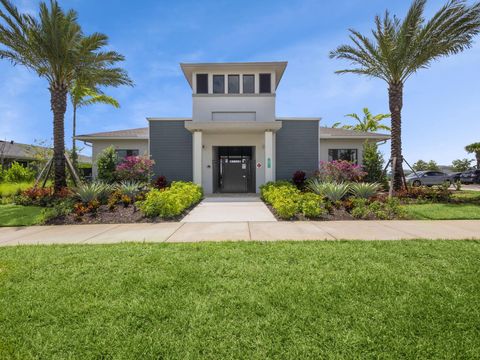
[115,155,155,183]
[316,160,367,183]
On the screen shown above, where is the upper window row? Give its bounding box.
[196,73,271,94]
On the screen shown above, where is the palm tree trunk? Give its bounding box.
[388,82,404,191]
[72,104,78,169]
[50,82,68,192]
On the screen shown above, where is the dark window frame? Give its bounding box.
[242,74,255,94]
[228,74,240,94]
[328,149,358,164]
[259,73,271,93]
[213,74,225,94]
[196,73,208,94]
[115,149,139,160]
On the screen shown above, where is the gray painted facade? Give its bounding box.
[275,120,319,179]
[149,120,193,181]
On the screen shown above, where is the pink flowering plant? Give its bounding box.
[316,160,367,183]
[115,155,155,183]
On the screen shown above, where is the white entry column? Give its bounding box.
[264,130,274,182]
[192,130,202,185]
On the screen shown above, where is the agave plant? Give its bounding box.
[350,182,380,199]
[75,182,112,204]
[115,181,143,199]
[307,179,350,202]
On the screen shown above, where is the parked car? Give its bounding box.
[460,169,480,184]
[406,171,454,187]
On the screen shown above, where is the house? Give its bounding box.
[77,61,389,194]
[0,140,91,168]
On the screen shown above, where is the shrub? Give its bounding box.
[116,155,155,183]
[299,193,327,218]
[96,146,117,183]
[3,162,36,183]
[0,166,4,182]
[138,181,203,218]
[15,187,54,207]
[307,179,350,202]
[153,175,168,189]
[40,198,76,223]
[260,181,301,219]
[362,142,386,183]
[351,198,405,220]
[74,182,112,204]
[350,182,380,199]
[115,180,143,200]
[396,185,451,202]
[292,170,307,189]
[316,160,366,183]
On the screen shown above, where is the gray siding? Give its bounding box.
[149,121,192,181]
[276,120,319,180]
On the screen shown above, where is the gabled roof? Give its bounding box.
[76,127,149,140]
[0,140,91,163]
[180,61,288,90]
[320,127,390,140]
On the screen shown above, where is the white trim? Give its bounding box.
[74,136,148,141]
[146,117,191,121]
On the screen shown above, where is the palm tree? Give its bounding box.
[465,142,480,169]
[70,81,119,168]
[333,108,391,132]
[0,0,132,191]
[329,0,480,191]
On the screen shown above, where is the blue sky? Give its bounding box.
[1,0,480,164]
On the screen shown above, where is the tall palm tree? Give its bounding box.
[0,0,132,191]
[333,107,391,132]
[330,0,480,191]
[465,142,480,169]
[70,81,120,168]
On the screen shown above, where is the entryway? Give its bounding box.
[213,146,255,193]
[181,195,277,223]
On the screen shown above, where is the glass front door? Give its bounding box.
[214,146,255,193]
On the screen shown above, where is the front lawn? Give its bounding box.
[0,204,43,226]
[0,241,479,359]
[0,182,33,198]
[403,203,480,220]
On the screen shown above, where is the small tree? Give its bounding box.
[412,160,439,171]
[333,108,391,132]
[465,142,480,169]
[452,158,473,172]
[96,146,117,183]
[362,142,385,183]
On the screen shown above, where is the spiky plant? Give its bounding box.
[75,182,112,204]
[350,182,380,199]
[115,180,143,199]
[307,179,350,202]
[0,0,132,192]
[330,0,480,191]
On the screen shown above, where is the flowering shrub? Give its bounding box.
[116,155,155,182]
[316,160,366,183]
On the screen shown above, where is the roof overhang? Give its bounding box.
[180,62,288,90]
[75,136,148,141]
[320,134,390,141]
[185,121,282,134]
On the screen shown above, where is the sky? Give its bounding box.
[1,0,480,165]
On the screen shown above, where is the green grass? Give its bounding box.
[0,182,33,197]
[403,203,480,219]
[0,205,43,226]
[0,241,479,359]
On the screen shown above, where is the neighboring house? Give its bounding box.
[0,140,91,167]
[77,61,389,194]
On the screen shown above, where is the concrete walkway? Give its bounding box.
[0,220,479,246]
[181,196,277,222]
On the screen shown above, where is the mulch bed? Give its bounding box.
[45,204,194,225]
[265,203,354,222]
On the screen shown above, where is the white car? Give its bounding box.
[406,171,453,187]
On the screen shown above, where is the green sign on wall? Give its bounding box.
[267,158,271,169]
